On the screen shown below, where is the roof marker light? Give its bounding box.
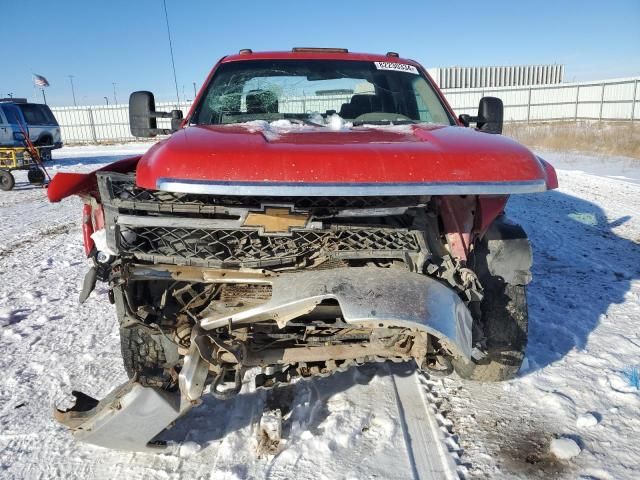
[292,48,349,53]
[238,49,253,55]
[386,52,400,57]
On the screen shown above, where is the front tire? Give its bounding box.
[120,326,175,389]
[453,278,528,381]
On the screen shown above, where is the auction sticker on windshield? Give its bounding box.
[374,62,419,74]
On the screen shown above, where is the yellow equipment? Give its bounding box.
[0,146,47,191]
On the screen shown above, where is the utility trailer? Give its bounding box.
[0,146,47,190]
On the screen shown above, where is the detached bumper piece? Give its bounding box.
[54,381,192,452]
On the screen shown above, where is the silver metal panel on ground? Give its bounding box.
[57,381,191,451]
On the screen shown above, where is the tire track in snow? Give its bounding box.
[391,370,461,480]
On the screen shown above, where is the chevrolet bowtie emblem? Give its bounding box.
[242,207,310,234]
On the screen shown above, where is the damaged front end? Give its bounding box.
[56,267,473,451]
[55,172,494,451]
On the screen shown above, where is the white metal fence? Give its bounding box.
[446,77,640,123]
[427,64,564,89]
[50,101,192,144]
[50,77,639,144]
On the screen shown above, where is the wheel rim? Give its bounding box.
[0,171,13,190]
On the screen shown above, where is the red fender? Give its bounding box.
[47,156,142,203]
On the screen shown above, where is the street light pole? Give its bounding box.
[193,82,197,98]
[162,0,181,106]
[68,75,77,106]
[112,82,118,105]
[104,96,109,106]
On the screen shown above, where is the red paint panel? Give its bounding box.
[47,156,141,202]
[221,51,423,64]
[539,157,558,190]
[93,203,105,231]
[476,196,509,234]
[440,196,476,261]
[135,125,550,189]
[81,203,95,256]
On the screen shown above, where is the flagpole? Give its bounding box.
[41,89,47,105]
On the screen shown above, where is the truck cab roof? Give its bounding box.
[221,49,420,66]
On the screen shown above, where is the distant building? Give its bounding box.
[426,64,564,89]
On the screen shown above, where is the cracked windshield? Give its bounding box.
[193,60,453,126]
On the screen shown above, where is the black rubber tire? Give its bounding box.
[453,280,528,381]
[27,166,46,185]
[120,326,174,389]
[35,136,52,146]
[0,170,15,191]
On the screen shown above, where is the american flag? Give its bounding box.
[33,74,50,88]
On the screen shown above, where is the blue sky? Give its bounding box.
[2,0,638,106]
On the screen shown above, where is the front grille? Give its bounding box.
[119,226,421,267]
[98,172,428,270]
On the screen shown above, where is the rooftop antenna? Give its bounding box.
[162,0,181,106]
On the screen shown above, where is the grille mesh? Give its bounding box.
[119,226,419,265]
[108,176,423,211]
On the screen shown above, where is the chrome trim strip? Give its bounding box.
[157,178,547,196]
[116,213,246,230]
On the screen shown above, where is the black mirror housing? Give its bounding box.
[129,91,158,137]
[458,97,504,134]
[129,91,183,137]
[477,97,503,134]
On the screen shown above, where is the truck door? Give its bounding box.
[0,108,13,145]
[0,105,19,146]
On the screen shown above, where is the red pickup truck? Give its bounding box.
[49,48,557,451]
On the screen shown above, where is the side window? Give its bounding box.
[1,105,20,124]
[19,104,48,125]
[0,108,6,124]
[415,93,433,123]
[41,106,58,124]
[412,77,451,125]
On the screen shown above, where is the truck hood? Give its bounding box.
[135,123,558,196]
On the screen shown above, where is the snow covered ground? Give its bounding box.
[0,145,639,479]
